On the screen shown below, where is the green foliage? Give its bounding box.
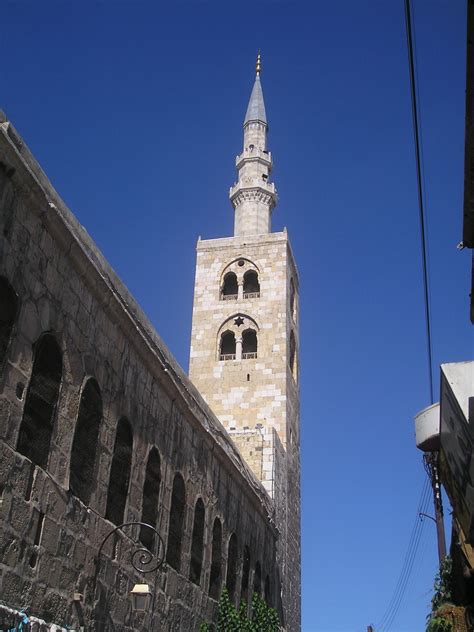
[426,616,452,632]
[202,588,281,631]
[426,556,454,632]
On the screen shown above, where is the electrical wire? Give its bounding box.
[404,0,435,405]
[375,476,431,631]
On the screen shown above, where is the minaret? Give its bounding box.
[189,56,301,630]
[230,54,277,236]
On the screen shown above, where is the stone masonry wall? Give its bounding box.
[0,116,280,631]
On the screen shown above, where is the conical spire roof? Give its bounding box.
[244,75,267,125]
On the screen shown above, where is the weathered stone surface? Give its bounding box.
[0,120,281,630]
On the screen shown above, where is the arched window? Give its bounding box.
[290,278,296,319]
[17,334,62,469]
[140,448,161,550]
[209,517,222,599]
[243,271,260,298]
[70,378,102,505]
[226,533,238,602]
[289,330,296,377]
[241,545,251,604]
[166,473,186,571]
[242,329,257,360]
[0,277,18,374]
[264,575,271,605]
[220,331,236,361]
[253,561,262,595]
[222,272,238,300]
[105,418,133,525]
[189,498,205,585]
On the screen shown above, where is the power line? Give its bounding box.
[404,0,435,405]
[375,476,431,631]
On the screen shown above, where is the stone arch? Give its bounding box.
[217,315,259,361]
[69,377,103,505]
[189,497,205,585]
[220,258,261,300]
[209,517,222,599]
[0,276,18,375]
[140,447,161,550]
[17,333,62,469]
[166,472,186,571]
[226,533,239,603]
[105,417,133,525]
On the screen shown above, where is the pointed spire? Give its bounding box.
[244,53,267,125]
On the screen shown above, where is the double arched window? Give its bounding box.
[17,334,62,469]
[70,378,102,505]
[220,260,260,301]
[218,315,259,361]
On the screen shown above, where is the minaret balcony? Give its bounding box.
[229,179,277,200]
[236,148,272,170]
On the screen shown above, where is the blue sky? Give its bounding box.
[2,1,472,630]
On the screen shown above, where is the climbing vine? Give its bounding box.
[200,588,281,631]
[426,556,453,632]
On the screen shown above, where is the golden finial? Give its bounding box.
[256,52,261,77]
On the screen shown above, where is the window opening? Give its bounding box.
[29,511,45,568]
[290,279,296,319]
[264,575,271,605]
[189,498,205,585]
[289,331,296,378]
[166,473,186,571]
[254,561,262,595]
[226,533,238,602]
[17,334,62,469]
[24,463,35,501]
[220,331,236,361]
[105,417,133,525]
[243,271,260,299]
[242,329,257,360]
[0,277,18,375]
[209,518,222,599]
[140,448,161,550]
[241,545,251,605]
[70,378,102,506]
[222,272,238,300]
[247,374,250,382]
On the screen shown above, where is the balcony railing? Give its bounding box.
[243,291,260,299]
[221,294,238,301]
[220,353,236,361]
[242,352,257,360]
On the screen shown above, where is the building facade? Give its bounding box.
[0,61,300,631]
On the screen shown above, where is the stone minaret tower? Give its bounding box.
[189,56,301,630]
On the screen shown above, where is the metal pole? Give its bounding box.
[424,452,447,563]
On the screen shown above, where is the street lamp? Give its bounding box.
[131,584,152,613]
